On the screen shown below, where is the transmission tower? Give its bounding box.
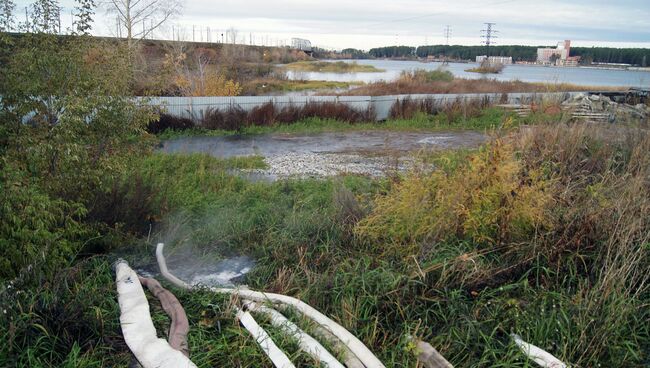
[481,22,498,56]
[444,25,452,45]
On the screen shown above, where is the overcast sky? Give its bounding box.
[15,0,650,50]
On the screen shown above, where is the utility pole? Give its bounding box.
[481,22,497,56]
[444,25,452,45]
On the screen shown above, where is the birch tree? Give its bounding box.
[0,0,15,32]
[104,0,181,48]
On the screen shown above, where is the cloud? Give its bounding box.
[14,0,650,49]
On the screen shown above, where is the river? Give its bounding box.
[286,59,650,88]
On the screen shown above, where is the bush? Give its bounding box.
[356,138,552,253]
[147,113,195,134]
[399,68,454,83]
[0,167,89,280]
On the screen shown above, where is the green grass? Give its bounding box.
[283,61,384,73]
[244,79,362,94]
[157,107,514,140]
[3,117,649,367]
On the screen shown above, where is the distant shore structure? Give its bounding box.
[475,55,513,65]
[537,40,581,66]
[291,38,313,54]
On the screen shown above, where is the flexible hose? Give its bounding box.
[236,307,296,368]
[245,301,345,368]
[115,260,197,368]
[156,243,384,368]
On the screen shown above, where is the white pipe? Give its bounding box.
[512,334,567,368]
[115,260,197,368]
[245,301,345,368]
[156,243,384,368]
[236,307,296,368]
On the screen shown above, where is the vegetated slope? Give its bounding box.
[2,31,648,365]
[341,68,616,96]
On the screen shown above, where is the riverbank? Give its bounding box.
[283,61,385,73]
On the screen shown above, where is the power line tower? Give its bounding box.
[444,25,452,45]
[481,22,498,56]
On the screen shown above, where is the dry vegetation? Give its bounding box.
[147,102,375,133]
[342,68,621,96]
[283,61,384,73]
[133,41,311,96]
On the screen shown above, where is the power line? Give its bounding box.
[444,25,452,45]
[481,22,498,56]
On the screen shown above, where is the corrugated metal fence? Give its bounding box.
[140,92,580,121]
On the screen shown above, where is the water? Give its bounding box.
[162,130,488,179]
[162,131,487,158]
[286,59,650,88]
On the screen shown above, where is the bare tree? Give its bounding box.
[103,0,181,48]
[227,26,237,45]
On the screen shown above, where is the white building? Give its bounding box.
[476,55,513,65]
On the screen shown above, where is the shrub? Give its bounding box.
[200,106,248,131]
[147,113,195,134]
[356,138,552,252]
[398,68,454,83]
[0,167,89,280]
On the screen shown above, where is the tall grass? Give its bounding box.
[147,102,376,134]
[3,120,649,367]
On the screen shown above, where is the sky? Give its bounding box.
[13,0,650,50]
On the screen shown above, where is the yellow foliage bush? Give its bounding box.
[162,52,242,96]
[355,139,553,254]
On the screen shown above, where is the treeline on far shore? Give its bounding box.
[366,45,650,66]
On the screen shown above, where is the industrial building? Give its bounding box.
[537,40,581,66]
[475,55,513,65]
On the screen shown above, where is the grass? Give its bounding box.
[3,112,649,367]
[241,79,361,95]
[155,107,515,140]
[283,61,385,73]
[466,62,506,74]
[342,74,624,96]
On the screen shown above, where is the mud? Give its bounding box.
[162,130,488,179]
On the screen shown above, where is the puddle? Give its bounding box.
[136,255,256,288]
[162,130,487,179]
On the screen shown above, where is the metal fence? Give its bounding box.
[140,92,580,121]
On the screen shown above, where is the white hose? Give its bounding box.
[245,301,345,368]
[236,307,296,368]
[512,334,567,368]
[156,243,384,368]
[115,260,197,368]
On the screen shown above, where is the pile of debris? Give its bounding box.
[498,91,650,124]
[562,93,650,123]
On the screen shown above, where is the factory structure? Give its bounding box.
[475,55,513,65]
[537,40,581,66]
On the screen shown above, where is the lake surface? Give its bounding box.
[286,59,650,88]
